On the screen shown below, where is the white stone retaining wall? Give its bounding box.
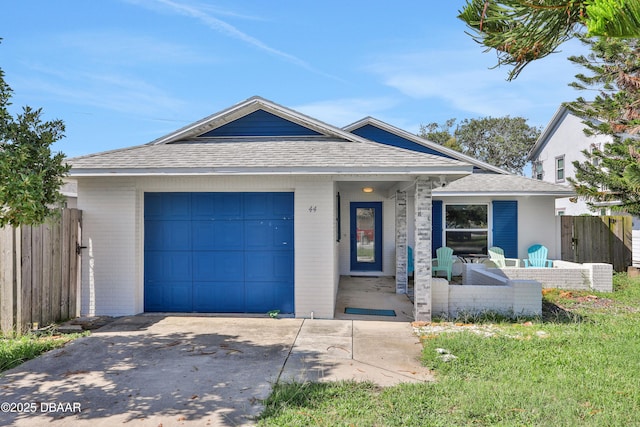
[476,261,613,292]
[432,275,542,318]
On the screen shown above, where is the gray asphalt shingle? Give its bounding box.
[68,138,471,172]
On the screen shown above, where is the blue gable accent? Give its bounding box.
[199,109,322,137]
[492,200,518,258]
[350,124,456,159]
[432,200,443,257]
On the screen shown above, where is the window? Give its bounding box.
[533,161,544,180]
[591,143,601,167]
[445,204,488,255]
[555,156,565,182]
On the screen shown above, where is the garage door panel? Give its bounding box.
[245,282,277,313]
[272,193,295,218]
[244,193,272,219]
[145,251,192,281]
[213,193,243,219]
[245,251,294,282]
[193,251,244,281]
[246,282,293,313]
[192,220,244,250]
[145,193,191,219]
[275,283,295,313]
[146,220,191,250]
[193,281,245,312]
[192,193,243,220]
[144,281,192,312]
[245,220,293,250]
[244,193,295,220]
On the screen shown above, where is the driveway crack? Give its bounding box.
[275,318,304,384]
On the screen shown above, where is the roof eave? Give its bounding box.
[69,165,474,177]
[343,117,510,175]
[527,105,568,162]
[433,190,575,197]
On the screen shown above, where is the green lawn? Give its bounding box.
[0,332,85,373]
[257,273,640,426]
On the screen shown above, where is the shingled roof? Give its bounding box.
[68,96,472,177]
[434,173,574,196]
[68,137,472,175]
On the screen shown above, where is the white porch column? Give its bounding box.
[395,190,408,294]
[414,178,432,321]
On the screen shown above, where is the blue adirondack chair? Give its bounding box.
[408,246,414,276]
[488,246,520,268]
[523,244,553,268]
[432,246,454,281]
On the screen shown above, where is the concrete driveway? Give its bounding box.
[0,315,431,426]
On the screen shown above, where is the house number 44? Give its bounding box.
[308,206,317,212]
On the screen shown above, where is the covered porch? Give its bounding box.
[334,276,415,322]
[336,177,438,321]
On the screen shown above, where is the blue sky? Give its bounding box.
[3,1,589,158]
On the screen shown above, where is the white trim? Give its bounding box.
[69,167,473,177]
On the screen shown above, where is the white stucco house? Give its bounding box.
[528,104,639,266]
[68,96,573,321]
[527,105,612,216]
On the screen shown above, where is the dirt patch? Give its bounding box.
[548,290,637,313]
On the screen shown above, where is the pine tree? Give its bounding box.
[565,37,640,215]
[458,0,640,80]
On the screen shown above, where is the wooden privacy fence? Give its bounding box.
[0,209,82,335]
[561,215,632,273]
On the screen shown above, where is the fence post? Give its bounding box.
[0,227,16,335]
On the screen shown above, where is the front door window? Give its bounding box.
[350,202,382,271]
[356,207,376,263]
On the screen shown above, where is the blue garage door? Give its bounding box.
[144,192,294,314]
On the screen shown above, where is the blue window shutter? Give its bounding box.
[432,200,443,257]
[492,201,518,258]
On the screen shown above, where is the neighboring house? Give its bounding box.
[528,105,640,265]
[526,105,612,216]
[60,179,78,209]
[68,96,573,321]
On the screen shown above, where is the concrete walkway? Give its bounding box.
[0,315,431,427]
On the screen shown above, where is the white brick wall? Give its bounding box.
[78,178,138,316]
[432,265,542,317]
[293,179,337,319]
[77,175,340,318]
[432,282,542,317]
[487,261,613,292]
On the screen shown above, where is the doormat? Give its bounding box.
[344,307,396,317]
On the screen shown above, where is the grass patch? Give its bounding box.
[257,273,640,426]
[0,331,86,373]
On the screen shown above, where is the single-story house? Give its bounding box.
[68,96,573,321]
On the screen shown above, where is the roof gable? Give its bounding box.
[199,109,322,137]
[349,123,455,159]
[344,117,509,175]
[68,96,474,176]
[526,105,569,161]
[150,96,350,145]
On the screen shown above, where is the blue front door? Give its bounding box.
[144,192,294,314]
[350,202,383,271]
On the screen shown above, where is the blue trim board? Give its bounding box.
[350,124,456,159]
[199,109,321,137]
